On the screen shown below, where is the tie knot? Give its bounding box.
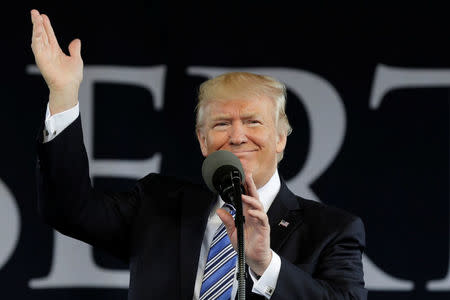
[222,203,236,216]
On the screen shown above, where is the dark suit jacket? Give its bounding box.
[35,115,367,299]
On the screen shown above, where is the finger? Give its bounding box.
[30,9,40,20]
[216,208,236,236]
[31,12,44,52]
[245,173,259,199]
[68,38,82,58]
[31,10,41,39]
[242,194,264,211]
[31,10,48,49]
[41,14,60,48]
[247,209,270,227]
[37,14,49,46]
[30,9,40,19]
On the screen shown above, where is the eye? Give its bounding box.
[213,122,229,129]
[247,120,261,126]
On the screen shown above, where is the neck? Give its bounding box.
[252,165,277,189]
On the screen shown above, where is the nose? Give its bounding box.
[229,122,248,145]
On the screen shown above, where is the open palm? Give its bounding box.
[30,9,83,113]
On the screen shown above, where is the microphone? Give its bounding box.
[202,150,247,299]
[201,150,246,205]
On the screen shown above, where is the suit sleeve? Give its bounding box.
[35,114,142,261]
[270,217,367,300]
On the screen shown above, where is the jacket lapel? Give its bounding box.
[179,185,216,300]
[267,178,304,252]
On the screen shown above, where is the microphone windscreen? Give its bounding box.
[202,150,245,193]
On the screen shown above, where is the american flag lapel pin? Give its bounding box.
[279,219,290,228]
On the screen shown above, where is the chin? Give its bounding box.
[240,162,255,176]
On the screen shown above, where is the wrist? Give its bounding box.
[49,88,79,115]
[251,251,273,276]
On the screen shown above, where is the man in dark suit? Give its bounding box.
[31,8,367,300]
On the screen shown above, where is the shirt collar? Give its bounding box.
[257,169,281,213]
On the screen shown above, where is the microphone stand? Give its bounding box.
[225,174,246,300]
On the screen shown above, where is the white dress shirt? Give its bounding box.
[43,102,282,299]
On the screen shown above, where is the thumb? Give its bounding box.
[68,38,81,57]
[216,208,235,235]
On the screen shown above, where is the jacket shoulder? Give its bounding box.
[136,172,211,198]
[300,197,364,232]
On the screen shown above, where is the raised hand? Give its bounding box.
[30,9,83,115]
[216,173,272,276]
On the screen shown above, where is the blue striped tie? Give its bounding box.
[200,203,237,300]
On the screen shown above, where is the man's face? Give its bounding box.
[197,95,287,189]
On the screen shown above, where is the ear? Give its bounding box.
[276,132,287,154]
[196,129,209,157]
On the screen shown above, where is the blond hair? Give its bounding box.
[195,72,292,161]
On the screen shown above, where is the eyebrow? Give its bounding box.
[210,112,260,121]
